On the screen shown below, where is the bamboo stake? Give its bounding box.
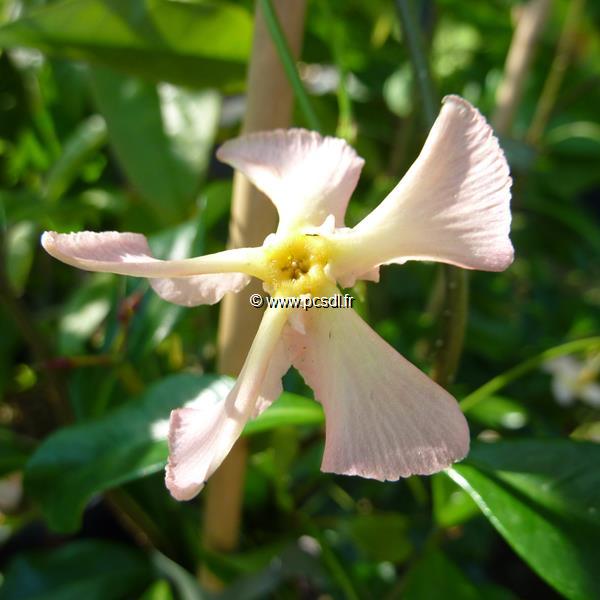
[200,0,307,588]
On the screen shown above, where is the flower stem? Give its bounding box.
[394,0,469,387]
[258,0,320,131]
[200,0,308,589]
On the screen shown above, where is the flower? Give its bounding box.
[543,355,600,408]
[42,95,513,501]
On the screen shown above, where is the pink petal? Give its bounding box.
[216,129,364,231]
[165,307,291,500]
[286,308,469,480]
[149,273,249,306]
[332,96,513,285]
[42,231,255,306]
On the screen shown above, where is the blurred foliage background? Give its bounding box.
[0,0,599,598]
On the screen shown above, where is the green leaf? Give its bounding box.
[127,216,206,356]
[243,392,324,436]
[24,373,232,532]
[90,67,220,223]
[449,439,600,600]
[150,552,206,600]
[431,472,479,528]
[348,513,412,563]
[44,114,108,203]
[403,550,480,600]
[140,580,175,600]
[0,0,252,91]
[0,539,152,600]
[0,427,34,476]
[5,220,37,296]
[465,395,529,431]
[58,272,115,355]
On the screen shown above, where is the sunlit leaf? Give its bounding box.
[0,0,252,90]
[44,114,108,203]
[90,67,220,224]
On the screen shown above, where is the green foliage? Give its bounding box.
[89,67,220,225]
[0,0,252,90]
[450,440,600,600]
[1,0,599,597]
[0,539,153,599]
[24,374,231,532]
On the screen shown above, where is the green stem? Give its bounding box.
[259,0,321,131]
[320,0,355,141]
[460,337,600,412]
[394,0,437,127]
[395,0,469,387]
[430,268,469,387]
[526,0,585,145]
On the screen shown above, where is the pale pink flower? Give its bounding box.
[42,95,513,501]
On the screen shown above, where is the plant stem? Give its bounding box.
[200,0,307,589]
[492,0,552,136]
[460,337,600,412]
[394,0,437,129]
[395,0,468,388]
[259,0,320,131]
[527,0,585,145]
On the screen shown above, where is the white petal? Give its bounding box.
[286,308,469,480]
[216,129,364,232]
[332,96,513,285]
[580,383,600,408]
[42,231,259,305]
[165,306,291,500]
[552,378,576,406]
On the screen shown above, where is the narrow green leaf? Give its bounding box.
[449,439,600,600]
[90,67,220,223]
[0,0,252,90]
[0,539,152,600]
[44,114,108,203]
[5,220,37,295]
[24,374,232,532]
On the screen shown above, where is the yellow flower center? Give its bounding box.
[260,233,335,297]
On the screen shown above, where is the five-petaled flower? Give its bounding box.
[42,95,513,501]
